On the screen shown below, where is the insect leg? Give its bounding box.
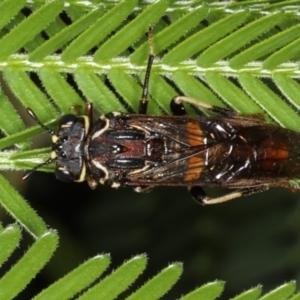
[84,102,93,127]
[86,175,98,189]
[69,102,93,119]
[85,102,93,119]
[189,185,269,205]
[170,96,188,115]
[171,96,237,116]
[134,186,154,193]
[139,27,155,114]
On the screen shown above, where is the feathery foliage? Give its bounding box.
[0,0,300,298]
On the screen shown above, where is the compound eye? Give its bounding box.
[59,114,78,127]
[55,168,73,182]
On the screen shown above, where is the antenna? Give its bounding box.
[138,27,155,114]
[22,108,55,181]
[26,108,55,136]
[22,158,54,181]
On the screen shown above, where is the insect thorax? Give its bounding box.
[85,112,166,188]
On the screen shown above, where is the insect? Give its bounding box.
[23,34,300,205]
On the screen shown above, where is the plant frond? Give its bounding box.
[0,229,58,299]
[0,1,300,298]
[0,174,47,237]
[0,234,298,300]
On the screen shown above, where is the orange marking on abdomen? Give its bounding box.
[184,121,205,182]
[184,156,204,182]
[259,138,290,171]
[261,137,289,160]
[186,121,204,146]
[265,148,289,160]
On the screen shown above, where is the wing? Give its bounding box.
[124,115,228,186]
[124,114,300,188]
